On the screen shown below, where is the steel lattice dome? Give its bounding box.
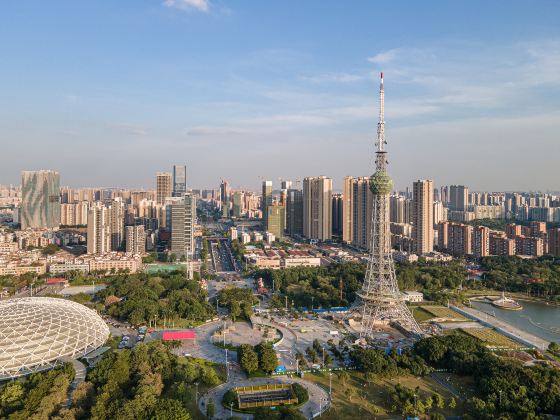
[0,297,110,379]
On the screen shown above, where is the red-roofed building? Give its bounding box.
[162,331,196,341]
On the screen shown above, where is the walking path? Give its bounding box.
[62,358,87,407]
[452,305,550,350]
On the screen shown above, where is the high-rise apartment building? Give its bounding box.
[351,177,373,249]
[87,205,111,255]
[548,228,560,256]
[449,185,469,211]
[125,225,145,254]
[261,180,273,226]
[170,192,196,257]
[342,176,353,243]
[332,193,343,237]
[266,204,285,239]
[303,176,332,241]
[286,189,303,237]
[20,170,61,229]
[412,180,434,254]
[173,165,187,197]
[108,200,125,251]
[156,172,172,205]
[472,226,490,258]
[390,195,412,224]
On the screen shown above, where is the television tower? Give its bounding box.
[353,73,422,337]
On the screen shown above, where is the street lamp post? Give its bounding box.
[195,382,199,404]
[329,372,332,398]
[230,402,233,417]
[322,347,325,367]
[311,296,314,312]
[225,348,229,381]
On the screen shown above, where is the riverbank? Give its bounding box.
[451,305,550,350]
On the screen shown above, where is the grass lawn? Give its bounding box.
[411,306,436,323]
[306,371,463,419]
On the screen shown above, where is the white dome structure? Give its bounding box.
[0,297,110,379]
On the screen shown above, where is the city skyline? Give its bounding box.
[1,1,560,190]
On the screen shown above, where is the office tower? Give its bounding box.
[286,189,303,236]
[220,179,230,214]
[170,192,196,257]
[449,185,469,211]
[156,172,172,205]
[473,226,490,257]
[20,170,61,229]
[87,205,111,255]
[412,180,434,254]
[232,192,243,217]
[353,73,421,337]
[303,176,332,241]
[107,199,125,251]
[125,225,145,254]
[173,165,187,197]
[332,193,343,237]
[261,180,273,226]
[267,204,285,239]
[342,176,354,243]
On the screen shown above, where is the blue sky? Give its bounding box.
[1,0,559,191]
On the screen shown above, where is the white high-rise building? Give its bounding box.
[87,205,111,255]
[412,180,434,254]
[126,225,145,254]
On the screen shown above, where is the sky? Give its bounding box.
[1,0,559,192]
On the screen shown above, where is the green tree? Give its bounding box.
[239,344,259,375]
[152,399,191,420]
[207,398,215,418]
[257,341,278,373]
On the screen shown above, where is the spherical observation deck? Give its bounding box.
[0,297,110,379]
[369,170,393,195]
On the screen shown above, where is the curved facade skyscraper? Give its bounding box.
[20,170,60,229]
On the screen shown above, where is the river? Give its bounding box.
[470,299,560,343]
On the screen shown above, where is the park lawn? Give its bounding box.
[307,371,462,419]
[411,307,436,323]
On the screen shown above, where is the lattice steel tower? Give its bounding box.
[354,73,422,337]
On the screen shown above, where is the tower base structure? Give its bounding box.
[353,295,423,338]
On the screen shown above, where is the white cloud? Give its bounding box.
[109,123,148,136]
[163,0,210,12]
[300,72,365,83]
[368,48,401,64]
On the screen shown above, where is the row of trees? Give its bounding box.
[0,363,75,419]
[237,341,279,374]
[480,256,560,300]
[97,271,214,326]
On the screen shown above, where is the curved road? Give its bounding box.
[194,321,330,419]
